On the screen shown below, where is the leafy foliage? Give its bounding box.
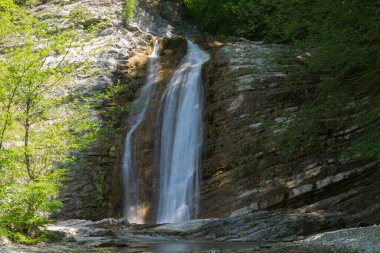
[123,0,138,23]
[13,0,36,7]
[0,0,100,242]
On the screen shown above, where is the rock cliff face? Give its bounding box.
[32,0,153,220]
[50,0,380,233]
[53,0,192,219]
[198,38,380,228]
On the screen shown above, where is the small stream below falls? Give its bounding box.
[109,230,336,253]
[143,241,334,253]
[137,241,276,253]
[107,238,336,253]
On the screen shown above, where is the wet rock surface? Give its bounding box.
[151,210,347,242]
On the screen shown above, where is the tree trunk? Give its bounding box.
[24,100,34,180]
[0,113,10,149]
[0,85,20,149]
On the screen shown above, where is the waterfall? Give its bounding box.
[122,39,209,224]
[122,40,160,224]
[156,40,210,223]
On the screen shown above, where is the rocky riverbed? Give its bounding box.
[0,218,378,252]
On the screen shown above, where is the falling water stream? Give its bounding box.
[156,41,210,223]
[123,40,160,224]
[123,39,209,224]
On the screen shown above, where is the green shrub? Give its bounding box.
[123,0,137,23]
[0,167,65,241]
[248,220,257,228]
[13,0,37,7]
[235,161,255,180]
[9,231,52,245]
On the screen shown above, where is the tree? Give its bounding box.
[0,0,99,242]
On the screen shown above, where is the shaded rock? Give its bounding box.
[357,222,370,227]
[63,235,77,243]
[151,208,358,242]
[125,24,140,32]
[94,218,119,227]
[199,37,380,230]
[97,239,129,248]
[88,229,115,237]
[116,217,130,226]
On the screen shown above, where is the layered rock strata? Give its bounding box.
[199,39,380,228]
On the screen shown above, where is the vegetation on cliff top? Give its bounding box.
[123,0,138,22]
[182,0,380,160]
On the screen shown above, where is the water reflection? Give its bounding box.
[112,240,334,253]
[147,241,260,252]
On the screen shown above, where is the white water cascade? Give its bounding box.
[122,40,160,224]
[156,40,210,223]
